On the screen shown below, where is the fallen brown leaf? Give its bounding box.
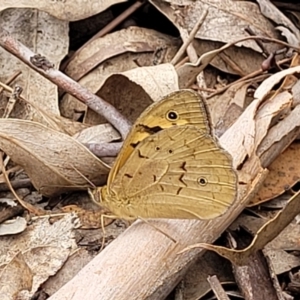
[0,119,109,196]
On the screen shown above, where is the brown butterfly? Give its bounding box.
[90,90,237,220]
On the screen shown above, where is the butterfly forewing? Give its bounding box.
[107,90,210,189]
[106,125,237,219]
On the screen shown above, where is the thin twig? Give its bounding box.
[0,70,21,94]
[206,57,292,99]
[0,178,32,192]
[245,26,269,56]
[179,35,300,88]
[0,28,132,140]
[0,155,45,215]
[207,275,230,300]
[171,9,208,65]
[174,56,189,69]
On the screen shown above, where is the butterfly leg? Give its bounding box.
[100,215,177,249]
[138,217,177,243]
[100,214,118,251]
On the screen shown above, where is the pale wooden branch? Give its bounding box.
[0,28,132,140]
[48,73,300,299]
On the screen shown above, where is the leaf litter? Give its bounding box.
[0,1,300,299]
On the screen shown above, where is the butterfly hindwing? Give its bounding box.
[107,125,237,219]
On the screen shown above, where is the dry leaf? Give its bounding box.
[0,0,126,21]
[151,0,282,87]
[61,205,113,229]
[65,26,179,81]
[0,214,78,298]
[257,0,300,46]
[0,8,68,120]
[221,66,300,172]
[19,247,70,299]
[179,251,234,299]
[255,66,300,100]
[0,119,109,196]
[120,63,179,100]
[0,252,33,300]
[151,0,280,52]
[61,27,180,121]
[193,39,266,75]
[181,191,300,266]
[85,63,179,125]
[264,249,300,275]
[0,214,78,265]
[251,143,300,206]
[229,214,300,252]
[42,248,95,296]
[1,81,91,135]
[73,123,120,144]
[0,217,27,236]
[207,80,254,133]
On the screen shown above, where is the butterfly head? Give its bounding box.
[88,186,112,206]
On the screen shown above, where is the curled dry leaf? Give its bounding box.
[84,63,179,125]
[181,191,300,266]
[65,27,179,81]
[61,27,180,121]
[65,27,180,82]
[0,0,125,21]
[254,91,292,152]
[195,192,300,265]
[254,66,300,100]
[0,217,27,236]
[73,123,120,144]
[0,119,109,197]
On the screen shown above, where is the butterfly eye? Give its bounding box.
[198,177,208,186]
[166,110,178,121]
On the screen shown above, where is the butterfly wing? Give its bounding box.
[108,90,210,189]
[104,125,237,219]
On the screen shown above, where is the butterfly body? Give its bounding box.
[91,90,237,220]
